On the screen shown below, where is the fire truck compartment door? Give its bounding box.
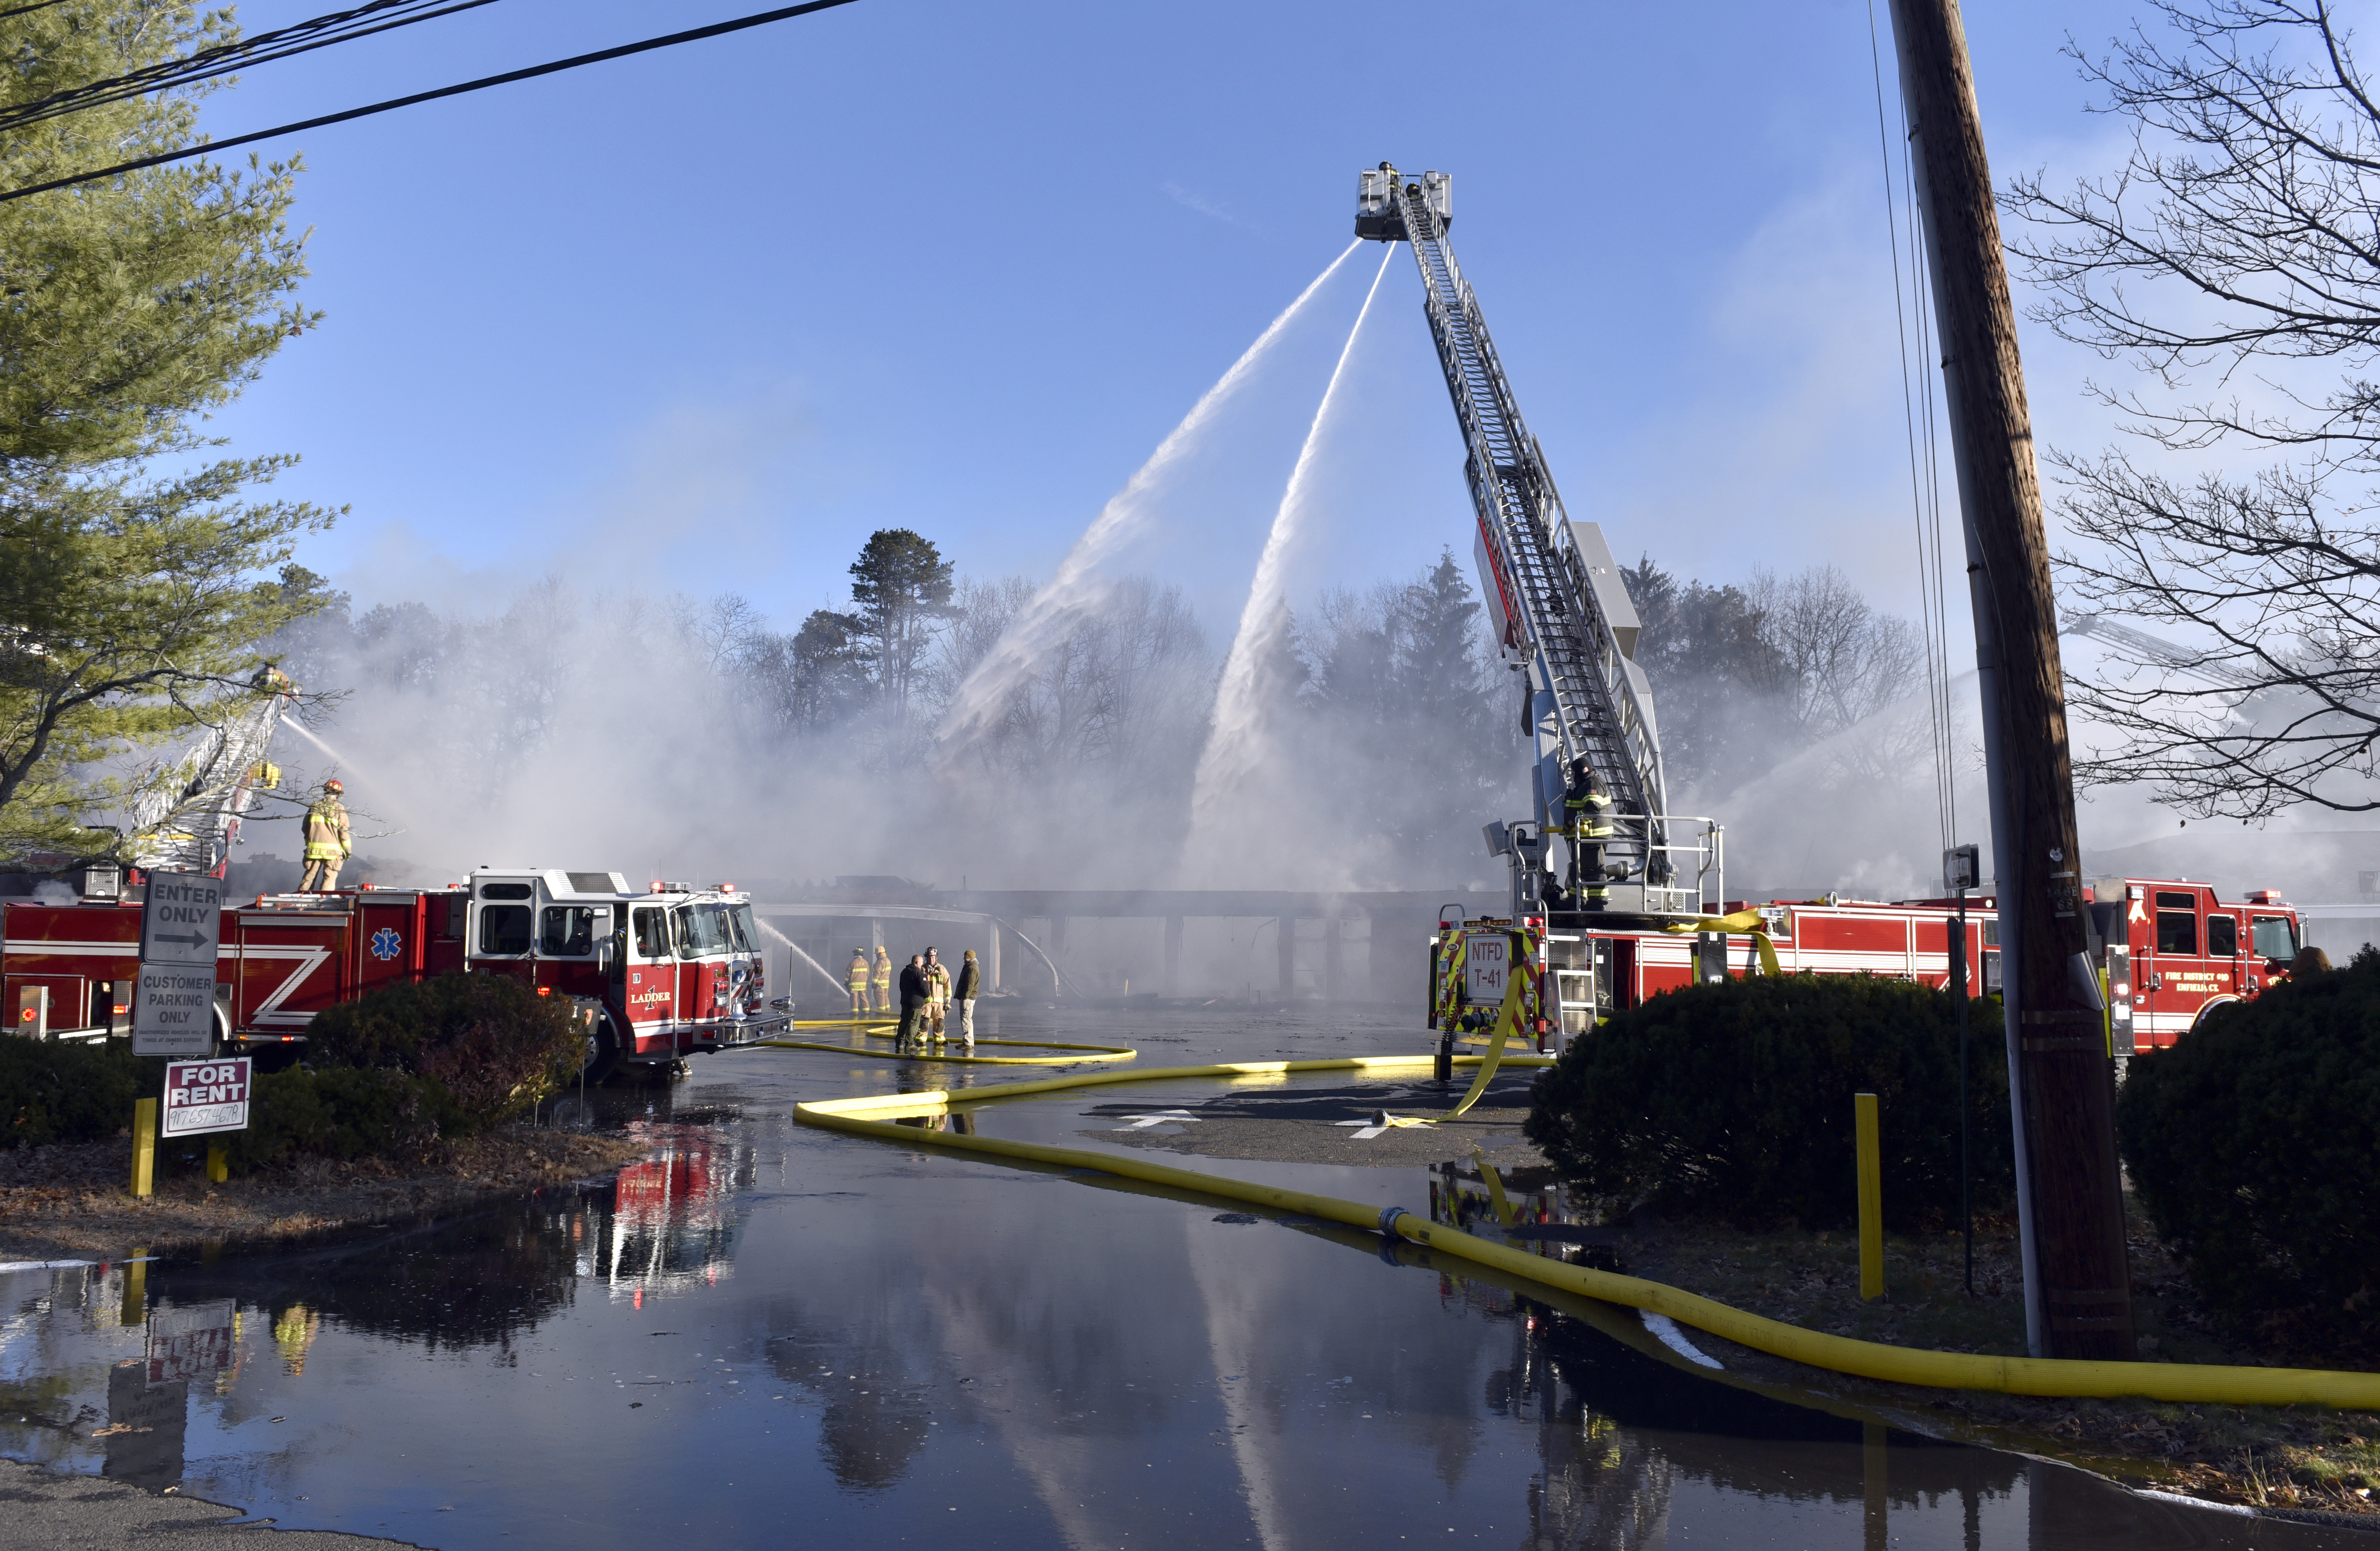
[232,919,343,1028]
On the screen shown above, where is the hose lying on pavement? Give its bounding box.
[792,1054,2380,1410]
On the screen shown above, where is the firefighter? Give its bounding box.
[300,779,351,892]
[871,945,893,1015]
[925,947,951,1043]
[896,953,929,1055]
[954,948,981,1049]
[1560,758,1614,911]
[846,949,871,1018]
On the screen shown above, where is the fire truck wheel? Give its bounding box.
[581,1013,624,1085]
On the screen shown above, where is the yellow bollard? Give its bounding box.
[1855,1091,1883,1301]
[129,1097,157,1199]
[206,1142,227,1184]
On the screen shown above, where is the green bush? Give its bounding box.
[2117,946,2380,1354]
[0,1038,152,1147]
[1523,974,2013,1231]
[224,1066,463,1167]
[303,973,584,1132]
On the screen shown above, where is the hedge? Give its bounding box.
[301,973,584,1133]
[0,1038,151,1148]
[2118,946,2380,1355]
[1523,973,2013,1231]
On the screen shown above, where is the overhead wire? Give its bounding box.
[1866,0,1963,884]
[0,0,864,204]
[0,0,507,136]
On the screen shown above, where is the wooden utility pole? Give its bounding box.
[1887,0,2136,1361]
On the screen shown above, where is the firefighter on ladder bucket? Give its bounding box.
[301,779,351,892]
[847,949,871,1018]
[1560,758,1614,912]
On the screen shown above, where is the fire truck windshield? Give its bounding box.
[724,904,755,953]
[2253,915,2298,961]
[672,905,728,958]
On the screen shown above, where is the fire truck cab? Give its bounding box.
[2087,879,2300,1049]
[463,871,783,1078]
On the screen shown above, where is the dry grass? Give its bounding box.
[1606,1202,2380,1517]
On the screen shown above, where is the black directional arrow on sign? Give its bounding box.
[149,930,210,950]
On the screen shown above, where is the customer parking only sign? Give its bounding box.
[161,1058,250,1139]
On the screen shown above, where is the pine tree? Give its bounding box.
[0,1,334,865]
[847,529,954,734]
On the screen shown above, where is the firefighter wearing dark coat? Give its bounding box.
[1560,758,1615,910]
[896,955,929,1056]
[301,779,351,892]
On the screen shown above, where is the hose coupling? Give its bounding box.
[1377,1204,1411,1240]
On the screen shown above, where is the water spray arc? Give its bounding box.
[937,239,1365,764]
[1186,243,1400,861]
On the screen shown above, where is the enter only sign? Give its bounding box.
[161,1058,250,1139]
[139,870,222,966]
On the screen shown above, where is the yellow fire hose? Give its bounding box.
[793,1055,2380,1410]
[1662,907,1783,976]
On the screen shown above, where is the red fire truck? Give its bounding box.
[1,868,788,1077]
[1433,876,2302,1056]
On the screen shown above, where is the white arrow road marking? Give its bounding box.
[1110,1111,1200,1130]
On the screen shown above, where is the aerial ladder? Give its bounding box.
[1357,163,1715,919]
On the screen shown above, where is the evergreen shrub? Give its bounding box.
[2117,947,2380,1353]
[1523,973,2012,1230]
[303,973,584,1132]
[0,1037,149,1147]
[225,1066,462,1167]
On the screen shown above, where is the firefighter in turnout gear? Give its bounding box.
[300,779,352,892]
[847,950,871,1017]
[871,946,893,1014]
[1560,758,1614,911]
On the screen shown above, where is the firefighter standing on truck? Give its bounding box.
[301,779,351,892]
[871,945,892,1015]
[1560,758,1614,911]
[846,949,871,1017]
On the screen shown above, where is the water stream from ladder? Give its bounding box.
[936,240,1365,764]
[1185,243,1400,873]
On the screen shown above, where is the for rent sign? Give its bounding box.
[161,1058,249,1139]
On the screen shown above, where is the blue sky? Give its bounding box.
[184,0,2150,639]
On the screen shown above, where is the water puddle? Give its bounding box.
[0,1006,2361,1549]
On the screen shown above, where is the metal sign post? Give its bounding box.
[133,870,221,1058]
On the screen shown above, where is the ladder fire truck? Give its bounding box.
[2,870,788,1077]
[1358,163,2306,1050]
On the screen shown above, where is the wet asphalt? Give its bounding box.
[0,1001,2369,1550]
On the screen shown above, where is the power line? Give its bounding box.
[0,0,72,22]
[0,0,508,137]
[0,0,865,204]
